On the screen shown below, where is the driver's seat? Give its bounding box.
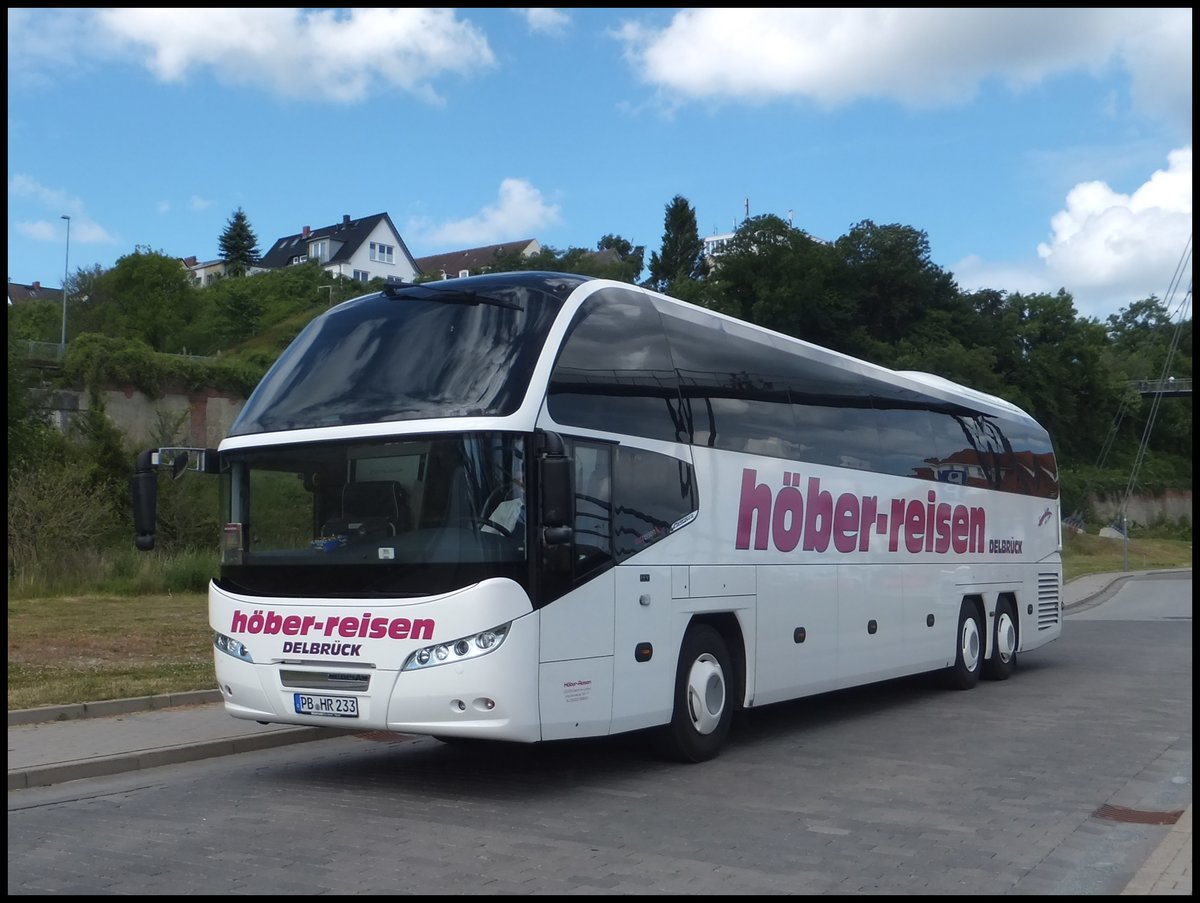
[322,481,411,538]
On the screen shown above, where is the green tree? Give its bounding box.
[595,234,645,284]
[646,195,705,293]
[829,220,958,365]
[7,297,61,344]
[1103,296,1192,471]
[218,207,261,277]
[203,277,266,348]
[7,329,63,469]
[702,215,855,350]
[81,247,198,352]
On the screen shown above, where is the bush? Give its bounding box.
[7,462,123,582]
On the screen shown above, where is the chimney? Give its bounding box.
[343,215,351,226]
[302,226,310,239]
[32,281,40,290]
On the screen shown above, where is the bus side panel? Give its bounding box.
[538,657,615,741]
[836,564,915,686]
[907,566,962,670]
[538,569,616,741]
[752,565,839,706]
[539,570,616,662]
[609,564,758,734]
[610,566,677,735]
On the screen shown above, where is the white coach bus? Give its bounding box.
[133,272,1063,762]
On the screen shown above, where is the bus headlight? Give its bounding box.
[402,622,510,671]
[214,631,254,663]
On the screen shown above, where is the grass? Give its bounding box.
[7,593,212,711]
[6,534,1191,712]
[1061,532,1192,580]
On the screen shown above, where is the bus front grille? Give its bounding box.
[279,670,371,692]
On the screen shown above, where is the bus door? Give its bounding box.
[537,441,617,741]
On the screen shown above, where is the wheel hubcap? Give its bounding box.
[961,616,981,672]
[686,653,726,735]
[996,611,1016,663]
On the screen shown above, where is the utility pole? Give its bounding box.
[60,214,71,346]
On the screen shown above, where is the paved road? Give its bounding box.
[7,570,1191,894]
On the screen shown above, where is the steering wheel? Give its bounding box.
[461,513,513,537]
[482,482,517,513]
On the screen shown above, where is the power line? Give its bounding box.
[1114,235,1192,567]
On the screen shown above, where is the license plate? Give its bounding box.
[293,693,359,718]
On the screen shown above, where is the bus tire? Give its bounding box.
[982,597,1018,681]
[652,624,733,763]
[943,600,983,690]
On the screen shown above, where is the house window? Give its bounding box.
[369,242,395,264]
[309,240,328,263]
[353,270,369,283]
[459,269,470,278]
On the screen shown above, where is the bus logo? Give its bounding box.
[735,468,987,555]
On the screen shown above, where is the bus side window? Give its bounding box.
[572,442,613,577]
[612,447,698,561]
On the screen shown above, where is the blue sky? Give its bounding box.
[7,8,1193,322]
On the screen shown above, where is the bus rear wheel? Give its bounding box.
[651,624,733,763]
[943,600,983,690]
[982,597,1018,681]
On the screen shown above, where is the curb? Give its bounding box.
[7,723,346,791]
[8,689,224,727]
[1062,567,1191,611]
[1120,804,1193,895]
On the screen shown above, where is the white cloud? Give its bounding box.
[9,9,495,104]
[413,178,562,248]
[9,174,76,214]
[514,8,570,36]
[615,9,1190,126]
[955,147,1192,320]
[190,196,213,211]
[1038,147,1192,311]
[7,174,116,245]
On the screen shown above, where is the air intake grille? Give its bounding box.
[1037,572,1061,629]
[280,670,370,692]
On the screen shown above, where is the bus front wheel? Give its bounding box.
[943,600,983,690]
[652,624,733,763]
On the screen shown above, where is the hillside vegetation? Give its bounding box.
[7,214,1191,597]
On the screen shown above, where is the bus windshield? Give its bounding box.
[228,277,578,436]
[217,432,531,598]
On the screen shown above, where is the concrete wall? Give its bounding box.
[47,385,244,449]
[1089,490,1193,527]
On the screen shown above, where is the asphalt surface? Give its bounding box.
[8,568,1191,894]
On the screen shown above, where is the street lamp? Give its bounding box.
[60,214,71,346]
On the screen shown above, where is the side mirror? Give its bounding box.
[132,449,158,551]
[540,457,572,529]
[537,431,574,568]
[170,450,190,482]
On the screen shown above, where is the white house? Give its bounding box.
[259,213,420,284]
